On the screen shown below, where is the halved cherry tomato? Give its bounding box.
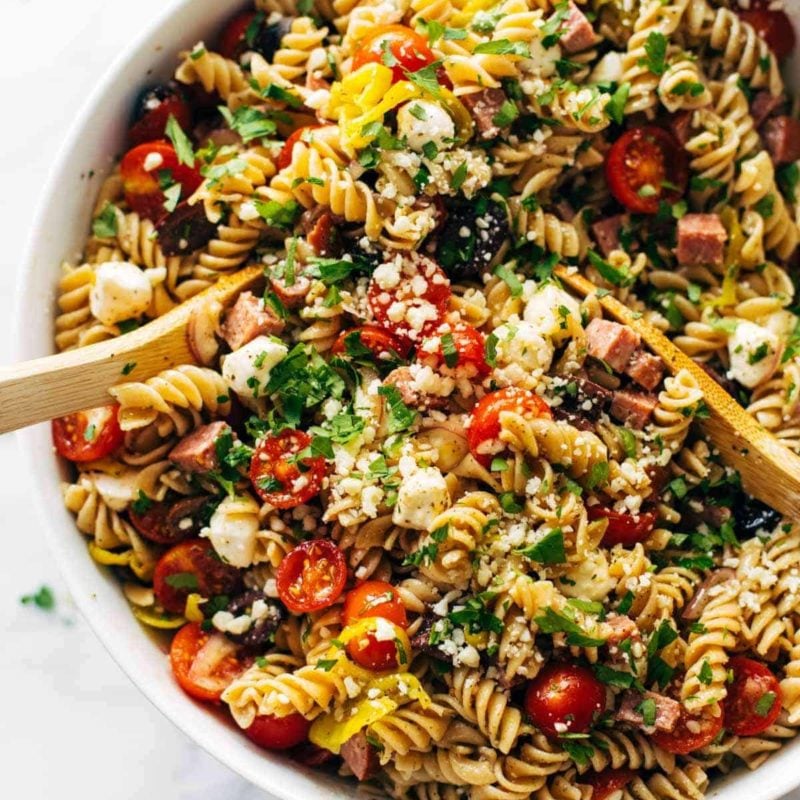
[738,3,796,60]
[129,84,192,146]
[331,325,411,360]
[154,539,242,614]
[605,126,687,214]
[276,539,348,614]
[583,768,636,800]
[120,141,203,221]
[343,580,408,671]
[245,712,311,750]
[651,705,723,755]
[129,496,208,545]
[277,124,323,171]
[588,506,656,547]
[52,403,124,462]
[352,25,436,84]
[524,662,606,737]
[169,622,250,702]
[249,430,326,509]
[218,10,258,59]
[467,387,551,466]
[722,656,782,736]
[367,254,451,343]
[419,322,489,377]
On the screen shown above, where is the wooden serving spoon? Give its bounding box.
[0,265,262,435]
[555,265,800,519]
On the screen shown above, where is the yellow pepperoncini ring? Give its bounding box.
[308,672,431,753]
[88,541,133,567]
[706,207,740,309]
[130,605,186,629]
[335,618,413,673]
[184,593,206,623]
[436,87,474,143]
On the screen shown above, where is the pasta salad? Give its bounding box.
[50,0,800,798]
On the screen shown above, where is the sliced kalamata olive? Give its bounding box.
[223,590,286,651]
[732,495,782,539]
[129,83,192,146]
[695,360,738,398]
[250,18,294,61]
[164,495,213,540]
[291,742,336,767]
[156,201,218,255]
[682,568,736,620]
[434,197,509,280]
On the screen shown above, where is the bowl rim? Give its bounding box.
[12,1,800,798]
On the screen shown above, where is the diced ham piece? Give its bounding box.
[610,390,658,429]
[591,214,627,257]
[460,88,508,140]
[220,291,285,351]
[340,732,380,781]
[269,274,312,309]
[762,115,800,165]
[667,110,692,147]
[559,2,598,53]
[585,318,641,372]
[603,613,639,645]
[751,91,786,128]
[383,367,448,411]
[675,213,727,267]
[169,421,231,474]
[625,350,665,391]
[301,207,343,257]
[616,691,681,733]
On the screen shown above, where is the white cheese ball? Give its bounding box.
[727,320,782,389]
[203,495,259,568]
[559,549,615,602]
[393,466,451,530]
[221,335,288,399]
[396,101,456,153]
[589,51,623,84]
[89,261,153,325]
[493,321,555,374]
[523,283,582,343]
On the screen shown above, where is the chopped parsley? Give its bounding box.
[587,249,634,287]
[92,202,118,238]
[377,385,418,433]
[515,527,566,565]
[20,585,56,611]
[641,31,668,76]
[165,114,195,167]
[220,106,278,142]
[164,572,200,590]
[534,606,605,647]
[605,82,630,125]
[755,691,777,717]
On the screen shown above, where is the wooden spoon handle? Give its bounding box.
[0,266,263,435]
[556,266,800,519]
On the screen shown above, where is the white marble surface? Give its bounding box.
[0,1,799,798]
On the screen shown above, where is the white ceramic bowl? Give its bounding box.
[13,1,800,797]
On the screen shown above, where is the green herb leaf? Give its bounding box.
[441,332,459,368]
[494,264,523,297]
[534,606,605,647]
[219,106,278,143]
[166,114,195,167]
[516,527,566,565]
[755,691,777,717]
[473,39,529,56]
[92,202,118,238]
[254,198,302,229]
[605,82,631,125]
[165,572,200,590]
[377,385,418,433]
[642,31,668,76]
[587,249,634,287]
[20,585,55,611]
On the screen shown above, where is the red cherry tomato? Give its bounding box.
[120,141,203,221]
[722,656,782,736]
[583,768,636,800]
[276,539,348,614]
[467,387,551,466]
[651,705,723,755]
[738,4,796,60]
[52,404,124,462]
[129,85,192,146]
[169,622,250,703]
[524,662,606,737]
[367,254,451,343]
[588,506,657,547]
[419,322,489,377]
[218,11,258,59]
[277,124,323,171]
[153,539,242,614]
[352,25,436,84]
[331,325,411,360]
[343,581,408,672]
[249,430,326,509]
[245,712,311,750]
[605,126,687,214]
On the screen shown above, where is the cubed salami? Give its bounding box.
[169,421,231,473]
[460,88,508,140]
[591,214,627,257]
[585,318,641,371]
[675,213,727,267]
[625,349,665,391]
[558,2,597,53]
[751,91,786,128]
[610,390,658,429]
[762,116,800,165]
[221,291,285,350]
[340,732,380,781]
